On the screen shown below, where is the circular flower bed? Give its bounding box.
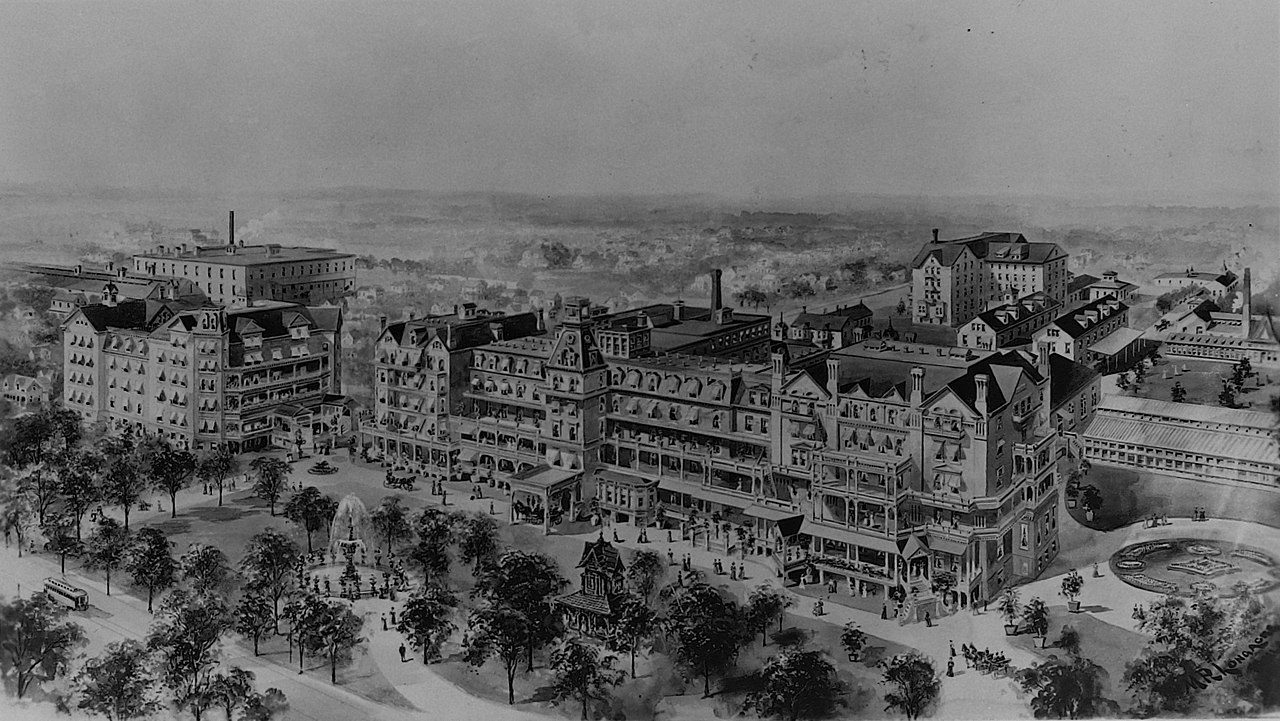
[1184,543,1221,556]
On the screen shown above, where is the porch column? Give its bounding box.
[542,488,551,535]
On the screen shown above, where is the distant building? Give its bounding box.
[1081,395,1279,487]
[132,241,356,306]
[1067,270,1138,306]
[595,271,771,362]
[958,292,1061,351]
[1,372,51,413]
[62,295,344,452]
[911,230,1069,327]
[355,286,385,303]
[1161,269,1280,368]
[1033,295,1143,372]
[784,302,874,349]
[1152,267,1237,300]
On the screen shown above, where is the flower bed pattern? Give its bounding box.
[1115,559,1145,571]
[1185,544,1221,556]
[1168,556,1238,578]
[1124,573,1179,594]
[1232,549,1275,567]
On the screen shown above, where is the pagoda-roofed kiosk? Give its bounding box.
[557,535,627,637]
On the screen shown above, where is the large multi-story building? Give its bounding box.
[363,303,544,472]
[792,340,1061,613]
[1032,295,1133,367]
[132,241,357,305]
[62,293,344,452]
[957,291,1060,351]
[363,269,1072,612]
[910,230,1069,327]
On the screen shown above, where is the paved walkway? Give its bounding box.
[600,512,1280,719]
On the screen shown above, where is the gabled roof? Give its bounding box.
[1051,296,1128,339]
[1048,353,1099,410]
[577,536,625,572]
[1068,274,1100,294]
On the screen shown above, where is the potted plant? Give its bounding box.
[841,622,868,662]
[1061,569,1084,613]
[1079,485,1103,522]
[999,589,1021,636]
[1023,597,1049,647]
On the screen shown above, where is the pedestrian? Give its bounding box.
[881,603,888,620]
[390,608,397,625]
[1092,561,1100,578]
[925,611,932,627]
[613,529,621,543]
[950,641,956,658]
[667,549,675,565]
[382,613,388,631]
[947,659,954,677]
[398,644,407,662]
[983,598,989,613]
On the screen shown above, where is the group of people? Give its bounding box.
[959,642,1010,676]
[1191,507,1210,522]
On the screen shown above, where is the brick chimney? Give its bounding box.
[711,269,723,313]
[910,367,925,406]
[932,228,940,242]
[974,373,989,416]
[1241,267,1252,339]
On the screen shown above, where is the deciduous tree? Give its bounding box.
[297,597,364,684]
[141,436,196,518]
[548,638,625,721]
[196,448,240,507]
[745,585,794,646]
[74,639,162,720]
[608,592,659,678]
[239,529,300,632]
[57,446,103,539]
[664,582,748,698]
[462,603,531,705]
[880,651,940,721]
[397,583,459,664]
[206,666,256,721]
[97,430,148,532]
[472,550,567,671]
[370,496,411,556]
[0,592,87,698]
[745,649,845,721]
[180,543,233,595]
[125,527,176,613]
[83,517,130,595]
[283,487,338,553]
[43,513,84,574]
[454,512,500,572]
[233,591,275,657]
[1016,655,1119,719]
[146,589,233,721]
[410,508,455,584]
[625,549,666,603]
[249,457,291,516]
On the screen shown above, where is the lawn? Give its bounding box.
[1004,607,1145,710]
[1065,463,1280,533]
[1127,357,1280,408]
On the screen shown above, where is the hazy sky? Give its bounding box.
[0,1,1276,204]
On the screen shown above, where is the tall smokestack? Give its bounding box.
[1242,267,1252,339]
[711,269,723,313]
[229,210,234,247]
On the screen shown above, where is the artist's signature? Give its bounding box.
[1183,624,1276,690]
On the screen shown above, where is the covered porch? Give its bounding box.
[508,464,583,535]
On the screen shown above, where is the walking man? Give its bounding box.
[382,613,388,631]
[398,644,407,663]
